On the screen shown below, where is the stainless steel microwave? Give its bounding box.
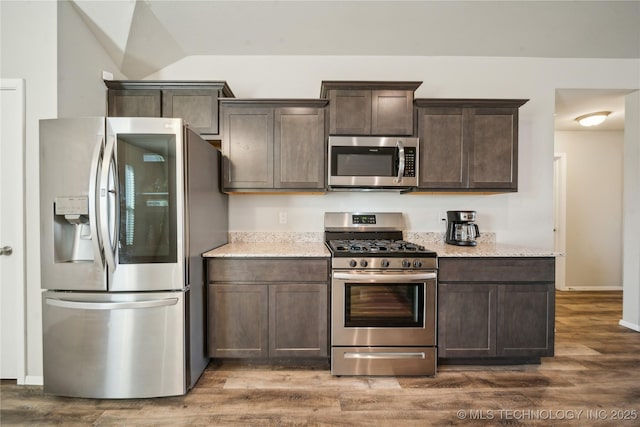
[328,136,419,190]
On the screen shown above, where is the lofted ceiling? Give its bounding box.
[71,1,640,131]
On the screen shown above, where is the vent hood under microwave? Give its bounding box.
[327,136,419,191]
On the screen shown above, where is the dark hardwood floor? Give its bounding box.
[2,291,639,426]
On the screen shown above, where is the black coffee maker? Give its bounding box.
[445,210,480,246]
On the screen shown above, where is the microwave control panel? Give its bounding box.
[403,147,416,177]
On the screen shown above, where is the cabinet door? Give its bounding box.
[417,107,468,189]
[269,284,328,357]
[222,107,274,189]
[497,283,555,357]
[274,107,326,189]
[328,90,371,135]
[162,89,220,135]
[371,90,413,135]
[438,283,497,358]
[107,90,161,117]
[468,108,518,190]
[207,284,269,358]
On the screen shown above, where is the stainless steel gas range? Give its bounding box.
[324,212,438,376]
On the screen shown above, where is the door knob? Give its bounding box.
[0,246,13,256]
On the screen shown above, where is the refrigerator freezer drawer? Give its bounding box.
[42,291,187,398]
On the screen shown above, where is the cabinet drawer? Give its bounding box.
[208,258,329,283]
[438,257,555,283]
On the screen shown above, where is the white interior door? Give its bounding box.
[553,153,567,290]
[0,79,26,382]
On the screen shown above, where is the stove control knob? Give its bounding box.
[349,259,357,268]
[381,259,390,268]
[402,259,411,268]
[413,260,423,268]
[360,259,368,268]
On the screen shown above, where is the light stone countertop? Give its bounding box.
[202,231,560,258]
[202,241,558,258]
[426,242,560,258]
[202,242,330,258]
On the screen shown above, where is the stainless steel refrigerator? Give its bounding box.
[39,117,228,398]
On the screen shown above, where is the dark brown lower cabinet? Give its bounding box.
[207,258,329,359]
[269,284,328,358]
[438,283,497,357]
[498,283,555,357]
[437,257,555,360]
[208,284,269,358]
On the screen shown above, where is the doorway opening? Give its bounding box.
[554,89,631,291]
[554,89,629,291]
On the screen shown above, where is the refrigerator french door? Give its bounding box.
[40,117,228,398]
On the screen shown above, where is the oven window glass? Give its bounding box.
[344,283,424,327]
[332,146,396,176]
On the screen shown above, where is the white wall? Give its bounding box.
[150,56,640,250]
[57,0,126,116]
[1,0,57,384]
[621,91,640,331]
[555,131,624,289]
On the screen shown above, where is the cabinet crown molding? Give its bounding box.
[104,80,235,98]
[415,98,529,108]
[320,81,422,98]
[220,99,329,107]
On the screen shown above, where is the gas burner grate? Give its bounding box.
[328,239,429,255]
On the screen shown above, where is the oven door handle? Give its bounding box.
[333,272,436,281]
[345,351,427,360]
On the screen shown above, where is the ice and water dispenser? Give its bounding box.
[53,196,93,262]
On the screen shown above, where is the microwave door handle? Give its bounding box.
[395,140,405,183]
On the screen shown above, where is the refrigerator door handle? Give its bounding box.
[45,297,179,311]
[99,135,117,273]
[88,137,105,266]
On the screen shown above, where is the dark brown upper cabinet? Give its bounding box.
[415,99,528,192]
[105,80,234,140]
[320,81,422,136]
[220,99,328,193]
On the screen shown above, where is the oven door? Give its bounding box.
[332,270,436,347]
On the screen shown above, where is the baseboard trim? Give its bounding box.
[23,375,43,386]
[561,286,623,291]
[619,320,640,332]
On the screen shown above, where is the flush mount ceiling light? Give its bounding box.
[575,111,611,127]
